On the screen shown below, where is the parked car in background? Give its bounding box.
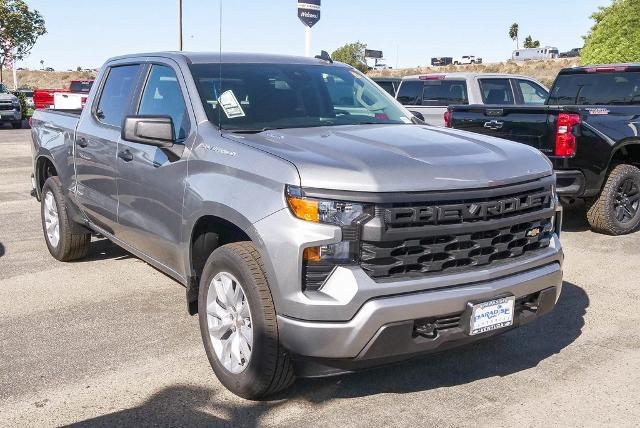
[371,77,401,96]
[44,67,55,72]
[396,73,548,126]
[448,64,640,235]
[560,48,581,58]
[512,47,560,61]
[34,80,94,110]
[431,57,453,67]
[0,83,23,128]
[30,51,563,399]
[453,56,482,65]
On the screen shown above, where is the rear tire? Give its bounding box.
[198,242,294,399]
[41,176,91,261]
[586,164,640,235]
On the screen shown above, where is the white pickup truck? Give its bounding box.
[453,55,482,65]
[395,72,549,126]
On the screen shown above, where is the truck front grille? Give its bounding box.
[0,101,13,111]
[361,218,552,280]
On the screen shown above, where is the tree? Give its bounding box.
[509,23,519,49]
[581,0,640,65]
[331,42,368,73]
[0,0,46,83]
[523,35,541,49]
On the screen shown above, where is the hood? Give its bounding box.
[225,124,553,193]
[0,92,17,102]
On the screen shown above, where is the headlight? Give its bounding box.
[12,99,20,108]
[286,185,368,268]
[286,185,364,226]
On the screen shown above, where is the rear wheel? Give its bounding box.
[41,176,91,261]
[198,242,294,399]
[586,164,640,235]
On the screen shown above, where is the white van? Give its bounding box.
[512,47,560,61]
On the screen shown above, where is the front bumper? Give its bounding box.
[0,110,21,122]
[278,259,562,364]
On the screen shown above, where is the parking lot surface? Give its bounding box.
[1,128,639,427]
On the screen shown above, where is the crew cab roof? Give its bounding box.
[106,51,351,67]
[401,72,537,81]
[559,63,640,74]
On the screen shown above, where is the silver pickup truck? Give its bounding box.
[30,52,563,399]
[396,73,549,126]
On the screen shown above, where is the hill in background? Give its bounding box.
[1,69,96,90]
[369,59,580,88]
[3,59,578,91]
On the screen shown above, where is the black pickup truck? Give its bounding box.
[448,64,640,235]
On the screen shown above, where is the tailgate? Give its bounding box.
[449,105,555,154]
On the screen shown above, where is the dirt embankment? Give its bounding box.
[1,69,97,90]
[368,59,580,88]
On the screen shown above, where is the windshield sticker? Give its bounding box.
[218,90,246,119]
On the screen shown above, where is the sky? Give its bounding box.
[21,0,610,70]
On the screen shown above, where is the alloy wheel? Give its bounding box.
[206,271,253,374]
[614,178,640,223]
[43,190,60,248]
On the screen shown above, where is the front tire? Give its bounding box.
[586,164,640,235]
[12,121,22,129]
[41,176,91,261]
[198,242,294,399]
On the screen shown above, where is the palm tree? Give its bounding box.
[509,23,519,49]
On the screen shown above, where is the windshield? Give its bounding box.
[190,63,412,131]
[0,83,6,93]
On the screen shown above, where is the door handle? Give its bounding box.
[77,138,88,148]
[118,149,134,162]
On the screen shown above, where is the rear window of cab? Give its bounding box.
[397,79,468,106]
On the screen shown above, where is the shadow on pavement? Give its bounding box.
[0,242,4,258]
[560,201,590,232]
[69,281,587,427]
[73,238,132,263]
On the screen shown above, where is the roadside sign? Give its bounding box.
[298,0,321,28]
[365,49,383,59]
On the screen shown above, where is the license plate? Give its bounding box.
[469,296,515,335]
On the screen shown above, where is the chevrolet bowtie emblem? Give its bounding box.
[526,227,541,238]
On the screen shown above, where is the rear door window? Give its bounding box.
[396,81,423,105]
[479,78,515,104]
[138,65,190,140]
[421,80,468,106]
[70,80,93,93]
[96,64,141,127]
[548,72,640,105]
[517,79,548,104]
[376,81,396,96]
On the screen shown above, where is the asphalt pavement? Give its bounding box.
[0,128,638,427]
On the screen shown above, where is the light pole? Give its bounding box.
[177,0,183,51]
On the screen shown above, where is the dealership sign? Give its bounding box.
[298,0,321,28]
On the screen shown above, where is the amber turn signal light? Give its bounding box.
[303,246,321,262]
[286,194,319,222]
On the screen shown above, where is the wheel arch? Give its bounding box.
[183,203,279,315]
[34,154,59,199]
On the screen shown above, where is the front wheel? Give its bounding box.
[198,242,294,399]
[586,164,640,235]
[11,121,22,129]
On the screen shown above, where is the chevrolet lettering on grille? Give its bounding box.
[384,191,552,225]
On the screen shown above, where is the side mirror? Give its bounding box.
[122,115,175,147]
[409,110,425,123]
